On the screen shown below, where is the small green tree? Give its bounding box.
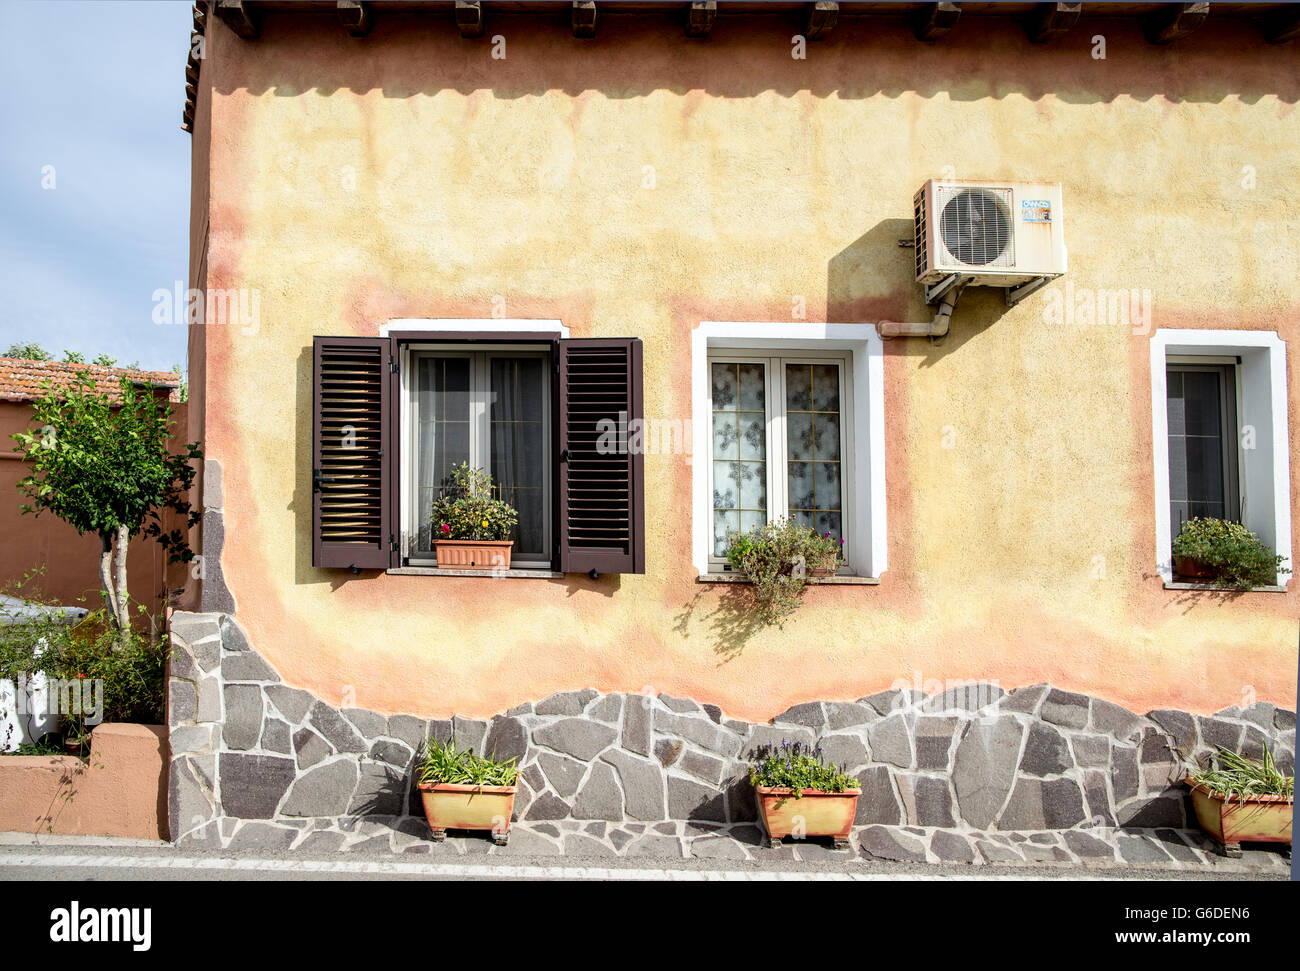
[4,342,52,361]
[62,350,86,364]
[11,374,202,647]
[92,353,118,367]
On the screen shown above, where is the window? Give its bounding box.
[692,322,887,579]
[1150,330,1292,587]
[708,352,851,568]
[405,348,551,567]
[1165,360,1238,534]
[311,326,645,575]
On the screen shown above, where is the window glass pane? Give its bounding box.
[1166,365,1232,536]
[786,363,843,550]
[711,362,766,557]
[490,357,547,557]
[415,356,471,553]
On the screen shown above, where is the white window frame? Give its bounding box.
[705,350,854,571]
[1151,329,1291,586]
[692,322,886,579]
[387,319,569,571]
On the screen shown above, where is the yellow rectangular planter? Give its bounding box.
[755,785,861,849]
[1188,784,1293,857]
[417,781,517,845]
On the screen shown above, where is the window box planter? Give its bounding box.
[433,539,513,571]
[1172,555,1218,582]
[1188,784,1293,858]
[754,785,861,849]
[417,781,517,845]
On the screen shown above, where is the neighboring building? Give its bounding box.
[0,357,186,614]
[170,2,1298,851]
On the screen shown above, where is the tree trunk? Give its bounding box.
[98,531,118,624]
[113,525,130,650]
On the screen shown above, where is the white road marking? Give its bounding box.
[0,853,1106,880]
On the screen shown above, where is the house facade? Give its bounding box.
[169,1,1298,853]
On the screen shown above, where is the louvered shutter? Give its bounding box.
[557,338,645,575]
[312,336,391,569]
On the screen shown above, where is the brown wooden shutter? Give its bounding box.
[557,338,645,575]
[312,336,392,570]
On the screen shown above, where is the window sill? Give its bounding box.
[1162,580,1288,593]
[696,573,880,586]
[388,566,564,579]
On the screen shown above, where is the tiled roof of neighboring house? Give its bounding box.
[0,357,182,404]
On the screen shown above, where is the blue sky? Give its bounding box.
[0,0,192,372]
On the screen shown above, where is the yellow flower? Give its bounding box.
[482,520,489,528]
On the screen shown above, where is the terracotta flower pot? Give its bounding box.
[434,539,513,571]
[417,781,517,845]
[1173,555,1218,581]
[754,785,861,849]
[1188,784,1294,857]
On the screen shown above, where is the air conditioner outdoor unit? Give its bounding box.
[913,179,1066,304]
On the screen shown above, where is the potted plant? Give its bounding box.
[749,740,861,849]
[1171,517,1290,590]
[1186,745,1293,857]
[724,518,844,623]
[415,735,519,845]
[430,463,519,571]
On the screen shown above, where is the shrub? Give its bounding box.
[749,740,859,796]
[1172,517,1290,590]
[430,463,519,542]
[1188,745,1293,803]
[415,735,518,787]
[724,518,845,623]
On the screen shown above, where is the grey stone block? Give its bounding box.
[538,752,587,798]
[1041,777,1086,829]
[222,651,279,683]
[451,716,488,753]
[1090,699,1143,740]
[931,830,976,863]
[857,825,927,862]
[773,702,826,731]
[1040,689,1090,729]
[222,684,263,751]
[914,716,958,770]
[387,714,428,752]
[170,612,221,647]
[1001,684,1048,715]
[196,676,221,723]
[265,685,314,725]
[563,833,617,857]
[654,738,684,767]
[953,715,1024,830]
[218,754,296,819]
[1111,745,1139,802]
[914,776,955,826]
[667,776,726,822]
[819,732,869,771]
[825,701,876,730]
[1020,723,1072,777]
[859,689,916,716]
[600,749,666,821]
[855,765,902,825]
[866,712,913,769]
[168,680,196,726]
[171,724,215,755]
[1117,793,1184,829]
[281,759,360,817]
[535,718,617,762]
[1116,833,1173,864]
[293,728,332,769]
[587,694,622,724]
[1063,829,1117,859]
[537,690,593,716]
[655,709,742,758]
[572,762,622,821]
[369,739,413,767]
[1197,716,1244,754]
[621,695,652,756]
[746,724,815,757]
[923,683,1005,714]
[261,718,292,755]
[218,614,250,653]
[976,839,1023,863]
[658,693,702,714]
[690,835,750,860]
[524,791,571,821]
[341,708,387,739]
[348,762,406,816]
[483,716,528,764]
[308,701,368,754]
[680,750,725,786]
[227,822,298,852]
[1070,733,1110,768]
[1147,709,1198,754]
[168,757,213,839]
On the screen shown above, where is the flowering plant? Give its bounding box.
[724,518,844,624]
[1171,517,1289,590]
[430,463,518,542]
[748,740,859,797]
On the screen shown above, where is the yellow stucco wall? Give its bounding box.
[194,12,1300,721]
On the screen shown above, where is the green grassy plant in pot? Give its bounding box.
[415,736,519,844]
[1171,517,1289,590]
[430,463,519,571]
[749,740,861,849]
[724,518,845,624]
[1186,745,1293,858]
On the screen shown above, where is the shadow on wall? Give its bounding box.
[826,216,1013,368]
[211,12,1299,106]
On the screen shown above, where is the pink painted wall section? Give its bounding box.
[0,724,168,839]
[192,13,1300,722]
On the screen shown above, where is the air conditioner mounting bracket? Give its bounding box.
[1004,276,1052,307]
[924,273,967,306]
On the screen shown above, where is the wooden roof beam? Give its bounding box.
[804,1,837,41]
[913,2,961,42]
[337,2,372,38]
[572,1,597,38]
[1144,2,1209,45]
[1026,3,1080,43]
[455,1,484,39]
[685,1,716,38]
[214,1,261,40]
[1260,3,1300,42]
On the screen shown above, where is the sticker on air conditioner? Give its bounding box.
[1021,199,1052,223]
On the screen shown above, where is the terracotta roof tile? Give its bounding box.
[0,357,181,404]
